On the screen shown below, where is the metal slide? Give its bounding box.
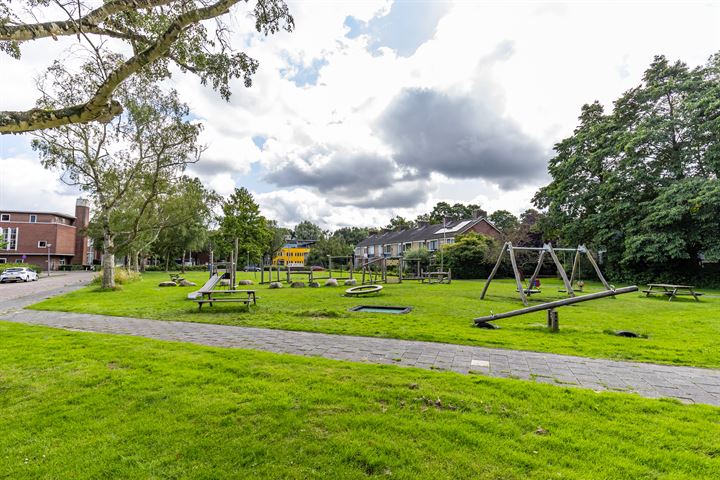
[187,273,221,300]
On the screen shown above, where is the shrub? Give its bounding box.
[443,233,497,279]
[403,247,431,273]
[0,263,42,274]
[90,268,142,286]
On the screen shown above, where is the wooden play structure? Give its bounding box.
[327,255,355,280]
[361,256,387,284]
[474,285,638,331]
[481,242,612,306]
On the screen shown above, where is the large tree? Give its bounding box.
[488,210,519,234]
[293,220,324,241]
[534,53,720,282]
[0,0,293,133]
[415,202,487,224]
[33,61,201,288]
[218,187,271,267]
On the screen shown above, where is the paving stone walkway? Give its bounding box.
[2,308,719,406]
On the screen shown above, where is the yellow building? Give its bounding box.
[272,244,311,267]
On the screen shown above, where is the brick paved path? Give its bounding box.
[3,308,719,406]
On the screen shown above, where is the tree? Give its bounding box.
[0,0,293,133]
[150,177,219,271]
[385,215,414,231]
[332,226,369,247]
[442,232,496,279]
[415,202,487,224]
[33,62,201,288]
[305,236,352,268]
[265,220,292,263]
[402,246,431,273]
[488,210,519,234]
[293,220,324,241]
[218,187,271,267]
[534,52,720,282]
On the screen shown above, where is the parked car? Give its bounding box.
[0,267,39,283]
[310,265,325,271]
[244,266,261,272]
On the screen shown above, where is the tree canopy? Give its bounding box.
[534,52,720,282]
[0,0,293,133]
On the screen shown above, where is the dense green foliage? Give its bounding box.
[403,247,431,273]
[443,233,497,279]
[488,210,519,233]
[293,220,325,241]
[218,187,272,265]
[31,272,720,368]
[2,322,718,479]
[534,53,720,284]
[305,236,353,267]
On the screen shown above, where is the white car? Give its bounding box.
[0,267,39,283]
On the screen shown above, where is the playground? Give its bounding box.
[31,270,720,368]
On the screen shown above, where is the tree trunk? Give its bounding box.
[102,232,116,289]
[165,253,170,272]
[181,250,186,273]
[130,251,140,272]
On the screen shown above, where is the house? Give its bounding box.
[354,216,501,261]
[0,198,96,270]
[272,239,315,267]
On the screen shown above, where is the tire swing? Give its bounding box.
[345,285,383,296]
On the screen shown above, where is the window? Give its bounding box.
[0,258,6,264]
[59,258,66,265]
[446,238,455,245]
[1,227,18,250]
[427,240,438,251]
[384,244,392,255]
[0,214,9,221]
[404,242,412,252]
[29,215,37,223]
[38,241,47,248]
[368,246,375,255]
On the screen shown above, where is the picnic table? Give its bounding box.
[421,271,452,284]
[642,284,703,301]
[195,289,257,311]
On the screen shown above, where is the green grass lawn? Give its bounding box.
[30,271,720,368]
[1,321,719,479]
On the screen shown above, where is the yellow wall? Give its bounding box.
[272,247,310,267]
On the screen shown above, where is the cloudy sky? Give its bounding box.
[1,0,719,229]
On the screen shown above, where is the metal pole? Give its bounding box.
[47,245,51,277]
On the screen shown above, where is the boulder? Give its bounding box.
[158,281,177,287]
[291,281,306,288]
[178,279,196,287]
[308,281,320,288]
[324,278,339,287]
[238,279,254,286]
[344,279,357,286]
[269,282,282,289]
[219,279,231,286]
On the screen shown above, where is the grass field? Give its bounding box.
[30,271,720,368]
[1,321,719,479]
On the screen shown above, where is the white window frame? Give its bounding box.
[383,244,392,255]
[38,240,47,248]
[29,214,37,223]
[0,258,6,264]
[0,214,9,221]
[446,238,455,245]
[59,258,66,265]
[368,245,375,256]
[427,240,438,251]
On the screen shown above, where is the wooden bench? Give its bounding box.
[421,271,452,284]
[195,289,257,311]
[643,284,703,301]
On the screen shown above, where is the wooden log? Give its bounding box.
[547,243,574,297]
[547,309,559,332]
[480,242,508,299]
[568,250,580,285]
[508,243,528,306]
[473,286,638,324]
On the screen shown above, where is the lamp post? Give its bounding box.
[46,243,52,277]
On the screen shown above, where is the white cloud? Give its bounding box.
[3,0,719,230]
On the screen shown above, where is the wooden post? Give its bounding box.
[398,257,403,283]
[209,250,214,279]
[547,243,574,297]
[447,268,452,284]
[508,243,528,306]
[568,250,580,285]
[527,250,546,291]
[328,256,333,279]
[547,309,559,332]
[584,248,612,291]
[233,238,239,287]
[480,242,509,299]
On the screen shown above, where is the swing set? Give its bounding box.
[480,242,612,306]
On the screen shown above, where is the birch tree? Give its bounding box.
[0,0,293,133]
[33,60,201,288]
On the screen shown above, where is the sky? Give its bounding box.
[1,0,719,230]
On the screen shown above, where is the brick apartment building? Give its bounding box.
[0,198,95,270]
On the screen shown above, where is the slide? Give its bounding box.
[187,273,221,300]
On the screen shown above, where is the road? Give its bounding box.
[0,271,95,312]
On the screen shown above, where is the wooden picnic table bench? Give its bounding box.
[195,289,257,310]
[420,271,452,284]
[642,284,703,301]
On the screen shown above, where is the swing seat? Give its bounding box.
[518,288,541,295]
